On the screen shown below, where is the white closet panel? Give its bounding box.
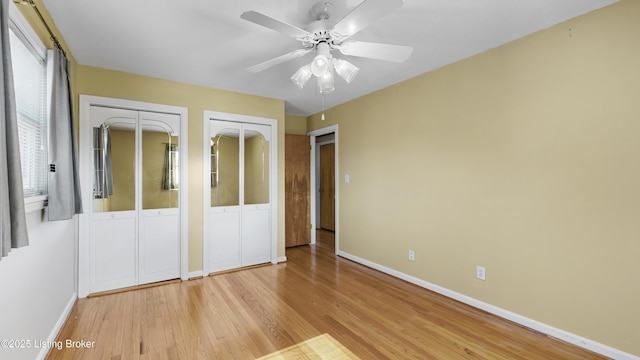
[139,211,180,284]
[91,215,137,292]
[241,206,271,266]
[208,209,241,272]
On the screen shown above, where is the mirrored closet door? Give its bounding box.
[88,106,182,293]
[207,120,272,272]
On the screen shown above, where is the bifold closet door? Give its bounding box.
[208,122,242,272]
[138,111,181,285]
[208,121,272,273]
[90,106,139,292]
[89,106,181,293]
[241,124,271,266]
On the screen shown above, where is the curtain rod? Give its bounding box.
[13,0,66,57]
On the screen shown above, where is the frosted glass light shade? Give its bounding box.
[311,54,330,77]
[333,58,359,84]
[317,68,334,94]
[291,65,312,89]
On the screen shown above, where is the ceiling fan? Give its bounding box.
[240,0,413,94]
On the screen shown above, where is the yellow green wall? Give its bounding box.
[76,65,286,272]
[285,115,307,135]
[308,0,639,356]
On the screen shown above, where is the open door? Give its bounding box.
[285,134,310,247]
[308,125,338,249]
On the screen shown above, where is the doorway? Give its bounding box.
[318,136,335,231]
[308,125,338,251]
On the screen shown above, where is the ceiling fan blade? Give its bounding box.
[248,49,312,73]
[339,41,413,63]
[241,11,311,39]
[331,0,405,40]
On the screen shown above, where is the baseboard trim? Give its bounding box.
[188,270,204,279]
[37,292,77,360]
[336,250,638,360]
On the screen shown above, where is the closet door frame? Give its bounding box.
[202,111,279,275]
[78,95,189,298]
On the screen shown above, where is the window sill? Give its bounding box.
[24,195,47,214]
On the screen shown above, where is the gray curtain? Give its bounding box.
[47,48,82,221]
[92,124,112,198]
[1,0,29,259]
[162,143,178,190]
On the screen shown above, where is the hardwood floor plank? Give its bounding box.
[47,231,606,360]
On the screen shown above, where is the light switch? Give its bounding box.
[345,174,350,183]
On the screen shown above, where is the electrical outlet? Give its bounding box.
[476,266,486,281]
[408,250,415,261]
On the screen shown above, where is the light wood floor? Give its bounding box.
[48,231,605,359]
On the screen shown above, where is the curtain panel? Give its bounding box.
[0,0,29,259]
[92,124,113,199]
[47,48,82,221]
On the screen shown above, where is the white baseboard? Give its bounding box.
[188,270,204,279]
[337,250,638,360]
[37,292,78,360]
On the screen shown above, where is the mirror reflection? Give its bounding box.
[244,130,269,205]
[142,121,179,210]
[93,119,180,212]
[211,129,240,207]
[93,122,135,212]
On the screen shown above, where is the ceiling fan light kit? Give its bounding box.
[333,58,359,84]
[317,67,335,94]
[291,65,313,89]
[311,42,331,76]
[242,0,412,96]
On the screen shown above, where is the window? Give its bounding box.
[8,11,48,199]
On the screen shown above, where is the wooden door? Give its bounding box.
[319,143,335,231]
[285,134,310,247]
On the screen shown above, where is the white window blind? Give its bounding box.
[9,25,48,198]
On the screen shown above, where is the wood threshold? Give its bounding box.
[207,262,272,277]
[87,279,181,298]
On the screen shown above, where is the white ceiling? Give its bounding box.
[41,0,617,116]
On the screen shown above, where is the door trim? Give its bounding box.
[307,125,339,253]
[202,111,279,275]
[78,95,189,298]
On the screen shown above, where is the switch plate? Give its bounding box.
[345,174,350,183]
[476,266,486,281]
